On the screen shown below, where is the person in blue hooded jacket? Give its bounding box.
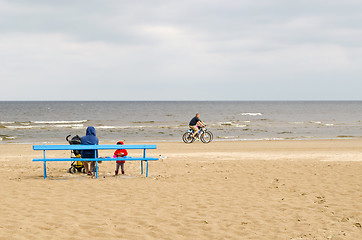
[81,126,99,176]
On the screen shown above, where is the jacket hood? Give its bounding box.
[86,126,96,136]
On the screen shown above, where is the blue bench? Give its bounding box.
[33,144,158,179]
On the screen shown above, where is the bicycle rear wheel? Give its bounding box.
[182,132,195,144]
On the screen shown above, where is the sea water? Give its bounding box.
[1,101,362,143]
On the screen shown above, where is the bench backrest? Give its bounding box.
[33,144,157,151]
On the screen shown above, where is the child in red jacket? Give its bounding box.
[114,141,128,175]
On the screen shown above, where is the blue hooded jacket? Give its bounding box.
[81,126,99,158]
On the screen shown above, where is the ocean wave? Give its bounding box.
[4,126,33,129]
[54,124,84,128]
[96,125,187,130]
[219,122,233,126]
[289,122,304,124]
[0,135,16,141]
[309,121,335,126]
[260,138,285,141]
[277,131,295,134]
[5,136,16,140]
[96,125,154,129]
[216,136,239,139]
[3,124,185,130]
[132,121,155,124]
[4,124,84,129]
[239,113,263,116]
[216,122,247,128]
[215,137,287,141]
[31,120,88,124]
[310,121,334,126]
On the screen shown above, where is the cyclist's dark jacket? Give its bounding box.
[81,126,99,158]
[189,116,201,126]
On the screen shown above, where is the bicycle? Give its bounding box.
[182,126,213,144]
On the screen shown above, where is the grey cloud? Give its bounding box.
[2,0,362,47]
[1,0,362,100]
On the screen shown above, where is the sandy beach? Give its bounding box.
[0,140,361,240]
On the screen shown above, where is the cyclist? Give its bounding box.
[189,113,206,139]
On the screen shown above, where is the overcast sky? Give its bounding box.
[1,0,361,101]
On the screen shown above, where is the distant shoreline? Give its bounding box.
[1,100,362,102]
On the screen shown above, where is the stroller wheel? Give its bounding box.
[69,167,76,174]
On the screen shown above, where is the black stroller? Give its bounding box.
[66,135,85,174]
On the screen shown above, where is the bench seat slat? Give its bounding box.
[33,144,157,151]
[32,157,159,162]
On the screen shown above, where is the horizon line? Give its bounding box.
[1,100,362,102]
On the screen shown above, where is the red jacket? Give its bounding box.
[114,149,128,163]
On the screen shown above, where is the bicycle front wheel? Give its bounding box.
[200,131,213,143]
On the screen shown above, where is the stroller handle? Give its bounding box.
[66,135,71,142]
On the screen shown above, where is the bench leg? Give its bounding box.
[43,161,47,179]
[146,160,149,177]
[43,150,47,179]
[142,149,146,175]
[95,161,98,179]
[92,161,98,179]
